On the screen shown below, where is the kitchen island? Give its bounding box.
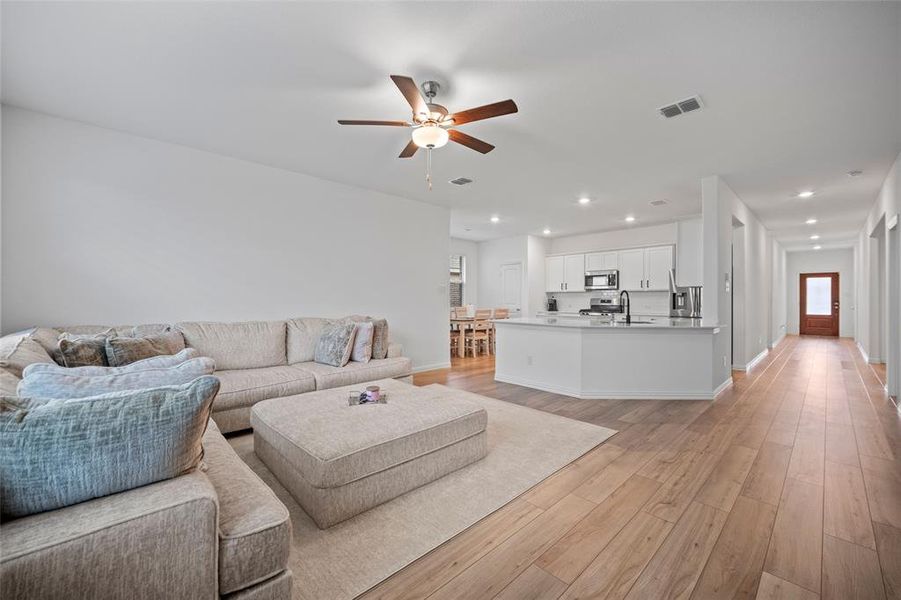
[493,316,731,400]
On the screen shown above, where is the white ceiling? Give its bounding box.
[2,2,899,248]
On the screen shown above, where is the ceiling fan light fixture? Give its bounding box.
[412,124,449,149]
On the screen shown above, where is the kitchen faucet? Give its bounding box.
[619,290,631,324]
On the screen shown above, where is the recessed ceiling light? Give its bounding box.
[810,235,820,240]
[578,197,591,205]
[542,228,551,235]
[490,216,500,223]
[797,191,815,199]
[625,216,636,222]
[805,218,818,225]
[813,245,822,250]
[847,170,863,177]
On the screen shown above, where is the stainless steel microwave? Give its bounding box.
[584,269,619,290]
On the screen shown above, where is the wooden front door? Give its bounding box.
[800,272,840,336]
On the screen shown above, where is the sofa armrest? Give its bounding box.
[386,341,403,358]
[1,472,219,600]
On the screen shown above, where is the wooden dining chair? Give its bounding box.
[464,319,491,357]
[493,308,509,319]
[453,306,469,319]
[449,327,461,357]
[474,308,492,320]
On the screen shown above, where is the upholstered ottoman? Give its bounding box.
[250,378,488,528]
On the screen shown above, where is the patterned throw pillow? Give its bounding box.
[0,376,219,520]
[17,357,216,400]
[314,322,357,367]
[350,322,374,363]
[343,315,389,359]
[57,332,112,368]
[104,331,186,367]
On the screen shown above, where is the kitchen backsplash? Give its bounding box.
[545,291,670,315]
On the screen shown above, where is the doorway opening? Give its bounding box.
[800,272,839,336]
[869,216,886,363]
[731,218,746,368]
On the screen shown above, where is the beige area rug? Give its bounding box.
[229,384,617,600]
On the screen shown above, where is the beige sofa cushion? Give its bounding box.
[1,371,21,396]
[202,420,290,595]
[0,336,54,378]
[214,366,316,413]
[292,357,412,390]
[250,378,487,488]
[178,321,287,370]
[286,317,331,364]
[0,471,218,599]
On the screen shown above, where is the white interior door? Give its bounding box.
[500,262,523,313]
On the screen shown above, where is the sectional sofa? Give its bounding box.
[0,316,413,599]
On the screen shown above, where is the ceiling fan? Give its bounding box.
[338,75,518,188]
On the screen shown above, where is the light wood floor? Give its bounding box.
[361,335,901,600]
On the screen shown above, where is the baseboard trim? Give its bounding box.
[712,377,733,398]
[412,361,452,373]
[768,333,786,350]
[857,342,870,364]
[494,372,724,400]
[734,348,768,372]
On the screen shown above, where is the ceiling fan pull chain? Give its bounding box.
[427,147,433,191]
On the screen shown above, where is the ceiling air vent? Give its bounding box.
[658,95,704,119]
[649,199,668,207]
[449,177,473,186]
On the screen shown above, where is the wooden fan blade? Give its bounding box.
[398,139,419,158]
[447,99,518,126]
[448,129,495,154]
[337,120,409,126]
[390,75,429,118]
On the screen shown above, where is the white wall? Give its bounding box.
[477,235,528,315]
[771,239,787,346]
[548,222,677,255]
[855,150,901,394]
[1,106,451,370]
[786,248,855,337]
[450,237,479,307]
[526,235,549,317]
[702,175,772,374]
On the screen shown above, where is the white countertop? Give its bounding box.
[495,316,723,331]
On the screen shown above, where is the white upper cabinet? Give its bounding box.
[586,251,618,271]
[546,256,565,292]
[548,246,673,293]
[617,245,674,291]
[644,245,674,291]
[617,249,645,291]
[545,254,586,292]
[564,254,585,292]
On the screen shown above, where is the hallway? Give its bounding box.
[365,335,901,599]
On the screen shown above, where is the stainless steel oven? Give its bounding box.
[584,269,619,291]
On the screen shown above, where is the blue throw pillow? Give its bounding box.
[0,375,219,520]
